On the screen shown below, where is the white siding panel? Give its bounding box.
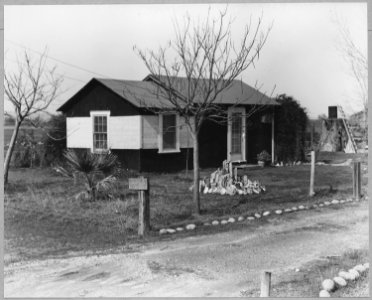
[142,115,193,149]
[142,115,158,149]
[109,116,141,149]
[67,117,92,148]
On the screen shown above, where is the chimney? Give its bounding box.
[328,106,338,119]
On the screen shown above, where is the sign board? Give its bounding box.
[129,177,148,191]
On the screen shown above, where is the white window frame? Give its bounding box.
[90,111,110,153]
[158,113,180,153]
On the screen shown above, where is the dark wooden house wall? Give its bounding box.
[63,82,141,117]
[198,119,227,168]
[246,108,273,163]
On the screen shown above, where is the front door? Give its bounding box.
[227,107,246,162]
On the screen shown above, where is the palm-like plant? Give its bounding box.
[55,149,120,201]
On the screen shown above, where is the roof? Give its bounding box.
[57,75,278,112]
[96,78,175,108]
[144,75,277,106]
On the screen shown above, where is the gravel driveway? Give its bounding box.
[4,202,368,297]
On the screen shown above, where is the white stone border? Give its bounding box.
[159,196,367,235]
[319,262,370,297]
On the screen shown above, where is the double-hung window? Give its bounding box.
[159,113,180,153]
[91,111,109,153]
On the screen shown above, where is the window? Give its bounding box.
[159,113,180,153]
[91,111,109,152]
[231,112,242,154]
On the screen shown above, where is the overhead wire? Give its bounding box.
[4,57,87,83]
[5,39,112,79]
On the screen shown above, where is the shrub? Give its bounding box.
[55,149,121,201]
[275,94,308,162]
[12,131,44,168]
[257,150,271,162]
[42,114,66,165]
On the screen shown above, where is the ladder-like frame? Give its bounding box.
[338,105,357,153]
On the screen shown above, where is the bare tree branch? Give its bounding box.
[129,9,274,214]
[3,49,63,184]
[333,15,367,142]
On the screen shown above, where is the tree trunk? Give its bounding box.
[192,135,200,215]
[4,120,21,184]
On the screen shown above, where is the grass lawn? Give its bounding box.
[4,156,368,265]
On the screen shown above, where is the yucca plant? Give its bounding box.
[55,149,120,201]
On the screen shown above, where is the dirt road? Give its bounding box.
[4,202,368,297]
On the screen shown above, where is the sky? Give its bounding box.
[4,2,368,119]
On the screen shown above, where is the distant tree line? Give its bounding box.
[8,114,67,168]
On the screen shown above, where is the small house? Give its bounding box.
[57,75,278,171]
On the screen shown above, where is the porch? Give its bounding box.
[199,106,275,168]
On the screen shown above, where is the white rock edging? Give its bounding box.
[321,279,335,292]
[319,261,369,297]
[186,224,196,230]
[319,290,331,297]
[158,196,360,235]
[333,276,347,287]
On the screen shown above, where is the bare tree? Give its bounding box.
[135,9,272,214]
[335,17,368,141]
[4,50,63,184]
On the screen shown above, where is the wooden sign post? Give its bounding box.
[260,271,271,297]
[309,151,315,197]
[352,162,361,201]
[129,176,150,237]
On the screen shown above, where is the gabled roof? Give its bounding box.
[96,78,175,108]
[144,75,277,106]
[57,75,278,112]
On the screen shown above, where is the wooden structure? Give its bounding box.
[57,76,278,171]
[309,151,315,196]
[352,162,361,201]
[319,106,357,153]
[260,271,272,297]
[129,176,150,236]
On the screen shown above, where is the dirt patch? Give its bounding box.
[60,271,79,277]
[147,260,195,276]
[83,271,111,281]
[275,222,349,235]
[4,202,368,297]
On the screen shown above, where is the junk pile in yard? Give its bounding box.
[199,161,266,196]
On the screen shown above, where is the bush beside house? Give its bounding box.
[275,94,308,162]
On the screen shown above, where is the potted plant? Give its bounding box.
[257,150,271,167]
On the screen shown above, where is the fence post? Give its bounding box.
[260,271,271,297]
[138,184,150,237]
[353,161,361,201]
[309,151,315,196]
